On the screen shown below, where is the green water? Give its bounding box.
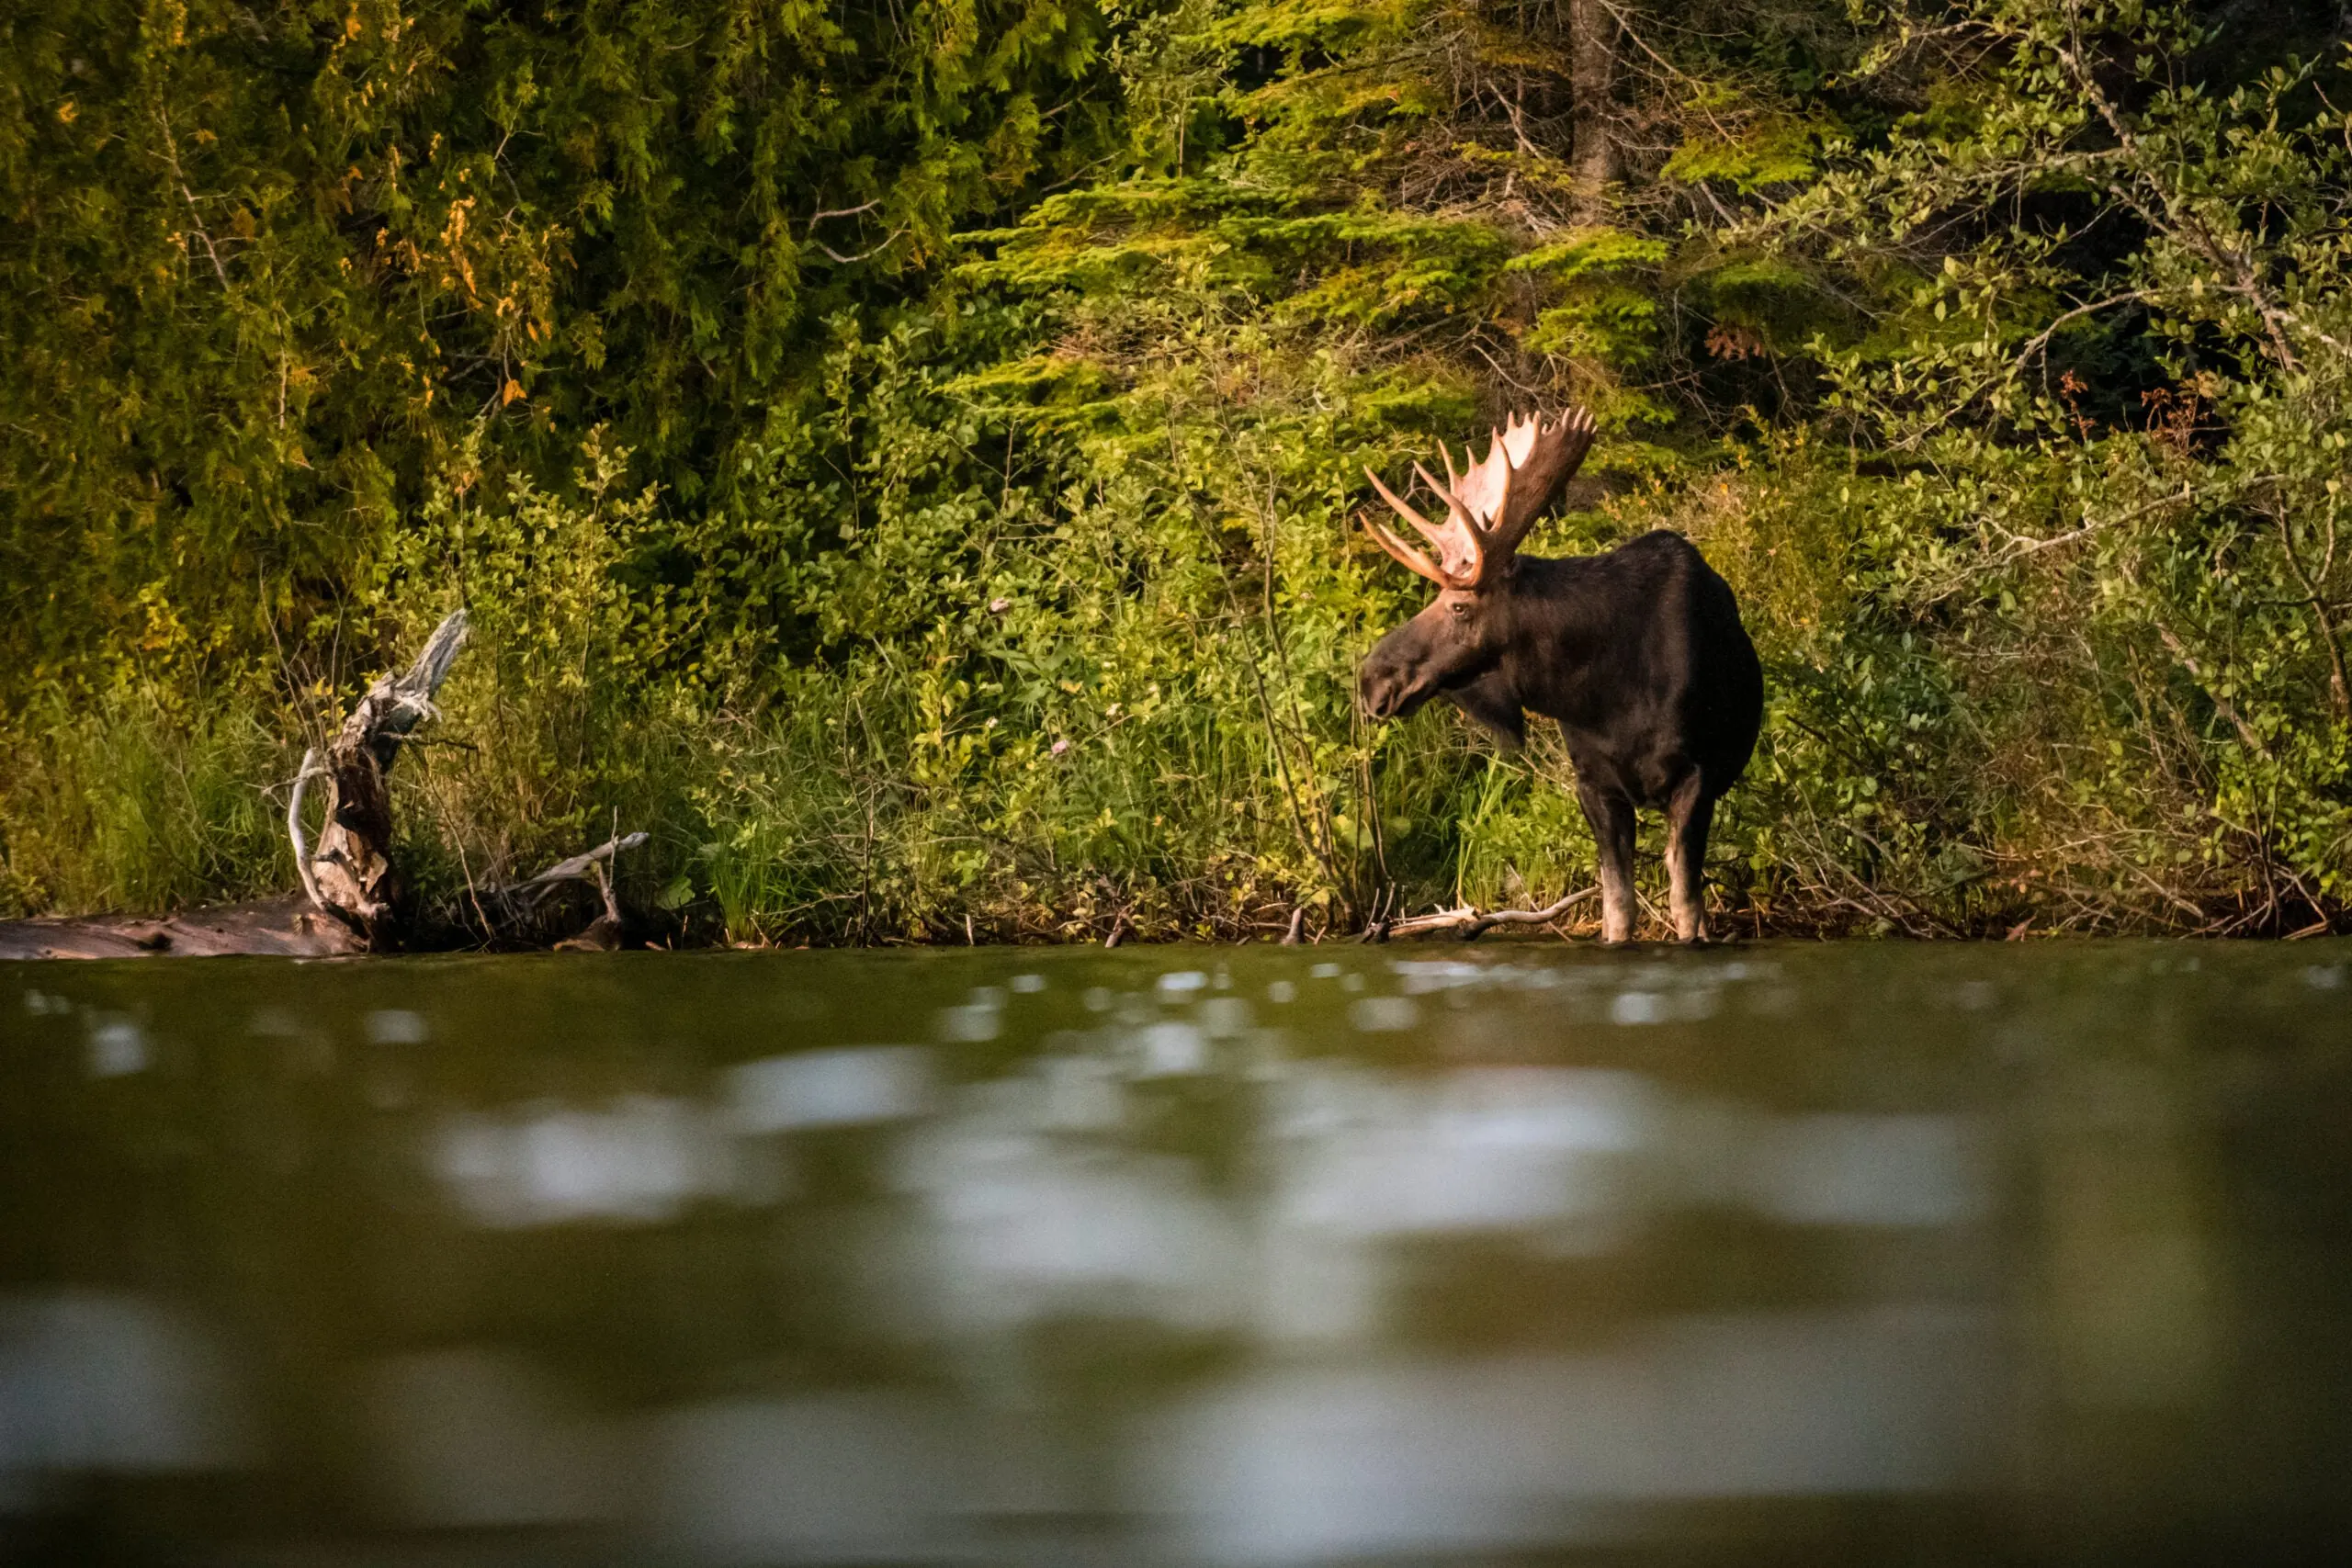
[4,942,2350,1564]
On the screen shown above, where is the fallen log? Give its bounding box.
[0,897,361,962]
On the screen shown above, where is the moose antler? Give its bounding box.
[1362,407,1597,588]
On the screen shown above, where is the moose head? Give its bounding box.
[1355,408,1598,723]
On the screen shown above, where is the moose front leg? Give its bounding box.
[1665,773,1715,945]
[1574,777,1639,944]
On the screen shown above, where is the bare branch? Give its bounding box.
[153,107,232,289]
[514,831,650,897]
[814,227,908,265]
[1388,886,1600,939]
[807,198,882,231]
[286,749,328,914]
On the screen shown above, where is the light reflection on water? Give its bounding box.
[2,943,2349,1562]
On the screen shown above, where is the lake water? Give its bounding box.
[4,942,2350,1564]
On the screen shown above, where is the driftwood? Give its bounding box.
[523,832,647,952]
[517,831,649,897]
[289,608,470,943]
[1386,887,1600,941]
[0,897,360,961]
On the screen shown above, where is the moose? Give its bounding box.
[1357,408,1763,944]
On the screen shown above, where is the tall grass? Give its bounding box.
[0,686,293,917]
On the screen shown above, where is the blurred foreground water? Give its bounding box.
[4,942,2350,1565]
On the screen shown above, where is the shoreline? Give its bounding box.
[6,897,2342,960]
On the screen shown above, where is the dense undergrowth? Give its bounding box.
[8,0,2352,941]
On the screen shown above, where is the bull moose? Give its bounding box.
[1356,409,1763,944]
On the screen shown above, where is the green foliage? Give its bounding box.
[1663,113,1830,193]
[1,0,1115,688]
[1710,0,2352,930]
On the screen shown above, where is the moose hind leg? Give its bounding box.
[1575,778,1639,944]
[1666,773,1716,945]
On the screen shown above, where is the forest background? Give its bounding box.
[7,0,2352,943]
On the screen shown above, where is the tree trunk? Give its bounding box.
[1568,0,1620,224]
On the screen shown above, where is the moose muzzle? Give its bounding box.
[1357,631,1439,721]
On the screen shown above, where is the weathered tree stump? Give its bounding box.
[288,609,469,947]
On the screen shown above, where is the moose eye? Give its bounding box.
[1448,601,1470,618]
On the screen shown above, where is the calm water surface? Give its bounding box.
[4,942,2351,1564]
